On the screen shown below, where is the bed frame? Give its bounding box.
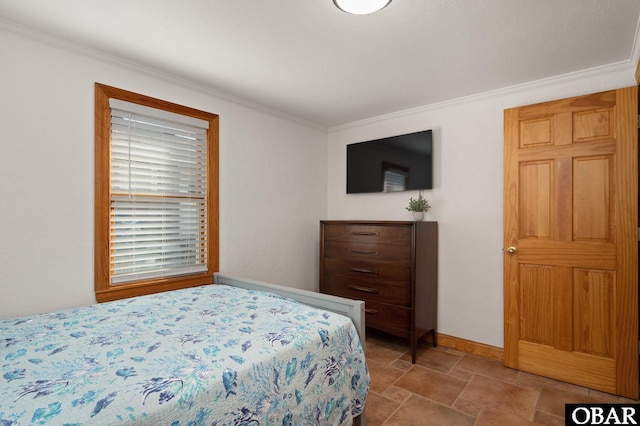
[214,273,367,426]
[215,273,366,342]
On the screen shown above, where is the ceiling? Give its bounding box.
[1,0,639,128]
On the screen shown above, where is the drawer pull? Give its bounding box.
[349,249,379,256]
[351,231,379,236]
[364,309,378,315]
[348,267,379,275]
[348,285,379,294]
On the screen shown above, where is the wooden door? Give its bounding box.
[503,87,638,399]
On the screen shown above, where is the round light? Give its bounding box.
[333,0,392,15]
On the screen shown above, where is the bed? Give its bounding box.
[0,273,369,425]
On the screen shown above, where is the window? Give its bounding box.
[95,83,219,302]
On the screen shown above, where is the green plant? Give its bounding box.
[406,191,431,212]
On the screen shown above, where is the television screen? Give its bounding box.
[346,129,433,194]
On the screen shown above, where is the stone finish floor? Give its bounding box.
[363,330,639,425]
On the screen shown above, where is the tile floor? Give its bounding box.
[363,330,639,425]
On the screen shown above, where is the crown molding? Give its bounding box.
[329,60,637,133]
[2,16,636,136]
[0,17,325,132]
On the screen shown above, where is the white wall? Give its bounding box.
[0,24,327,319]
[327,65,636,348]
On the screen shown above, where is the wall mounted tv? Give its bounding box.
[346,129,433,194]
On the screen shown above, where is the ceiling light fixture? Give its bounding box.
[333,0,391,15]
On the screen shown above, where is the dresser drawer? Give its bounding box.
[323,240,411,262]
[323,258,410,283]
[323,224,411,245]
[364,300,411,335]
[321,275,411,306]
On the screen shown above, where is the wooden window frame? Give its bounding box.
[94,83,219,302]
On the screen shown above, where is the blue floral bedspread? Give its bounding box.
[0,284,369,425]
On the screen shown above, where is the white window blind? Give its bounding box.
[109,99,209,285]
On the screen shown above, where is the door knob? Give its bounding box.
[506,246,518,255]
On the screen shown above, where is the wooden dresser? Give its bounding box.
[319,220,438,363]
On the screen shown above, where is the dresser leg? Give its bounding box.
[411,337,417,364]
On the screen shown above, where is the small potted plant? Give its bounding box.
[406,191,430,221]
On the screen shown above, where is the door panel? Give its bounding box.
[519,264,555,346]
[573,268,614,357]
[520,161,553,238]
[504,87,638,399]
[573,156,612,240]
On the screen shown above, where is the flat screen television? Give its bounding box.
[346,129,433,194]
